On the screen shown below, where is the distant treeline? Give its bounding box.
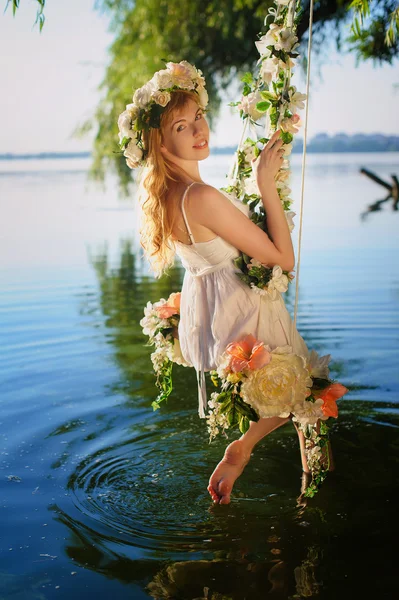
[1,134,398,160]
[213,133,399,154]
[0,151,91,160]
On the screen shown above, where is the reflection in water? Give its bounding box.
[294,546,321,598]
[85,239,185,404]
[146,547,321,599]
[359,167,399,217]
[52,496,324,599]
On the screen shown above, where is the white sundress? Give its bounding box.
[174,182,310,419]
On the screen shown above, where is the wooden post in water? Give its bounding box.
[360,168,399,213]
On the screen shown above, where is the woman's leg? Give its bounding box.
[207,416,335,504]
[207,416,290,504]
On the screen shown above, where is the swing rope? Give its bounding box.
[292,0,314,330]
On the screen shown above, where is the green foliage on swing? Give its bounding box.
[151,359,174,411]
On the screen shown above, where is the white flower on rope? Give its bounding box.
[225,0,307,298]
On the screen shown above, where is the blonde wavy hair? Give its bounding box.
[135,89,204,278]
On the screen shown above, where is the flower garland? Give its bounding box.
[223,0,307,299]
[139,292,191,410]
[206,333,348,496]
[140,293,348,496]
[117,60,209,168]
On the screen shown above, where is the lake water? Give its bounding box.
[1,153,398,599]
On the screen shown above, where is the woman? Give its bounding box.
[119,61,332,505]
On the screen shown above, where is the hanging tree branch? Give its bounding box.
[4,0,46,30]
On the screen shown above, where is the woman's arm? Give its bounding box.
[253,129,295,270]
[258,179,295,271]
[188,131,295,271]
[187,185,294,271]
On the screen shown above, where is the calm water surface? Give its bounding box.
[1,153,398,599]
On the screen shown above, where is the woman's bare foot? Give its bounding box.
[207,439,252,505]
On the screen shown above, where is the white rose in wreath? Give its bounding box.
[125,103,139,121]
[118,110,134,139]
[123,140,143,167]
[178,60,199,79]
[133,81,156,108]
[151,69,174,90]
[196,84,209,108]
[151,90,171,107]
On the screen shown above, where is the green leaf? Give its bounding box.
[219,396,232,412]
[210,375,219,388]
[152,358,174,408]
[227,404,239,427]
[319,421,330,436]
[242,83,252,96]
[239,415,250,434]
[233,256,245,270]
[148,102,164,128]
[249,199,259,211]
[119,135,130,149]
[255,101,271,112]
[260,91,277,102]
[281,131,293,144]
[220,391,232,399]
[242,253,252,264]
[241,71,254,84]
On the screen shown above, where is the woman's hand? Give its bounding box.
[251,129,285,191]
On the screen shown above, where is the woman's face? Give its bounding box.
[160,98,210,162]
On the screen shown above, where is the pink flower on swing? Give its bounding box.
[281,113,301,134]
[154,292,181,319]
[225,333,272,373]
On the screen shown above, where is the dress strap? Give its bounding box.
[181,182,198,245]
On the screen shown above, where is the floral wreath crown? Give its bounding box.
[117,60,209,169]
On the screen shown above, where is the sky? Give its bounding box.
[0,0,398,154]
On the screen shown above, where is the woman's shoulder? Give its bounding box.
[188,182,228,205]
[187,184,244,230]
